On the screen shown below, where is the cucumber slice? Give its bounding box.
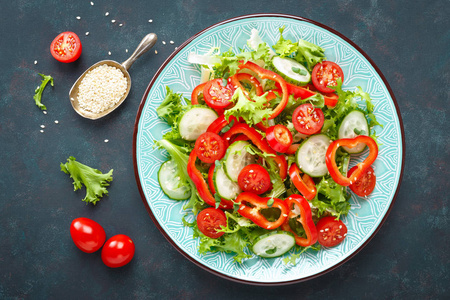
[223,141,256,182]
[158,160,191,200]
[213,163,241,200]
[252,231,296,258]
[179,106,218,141]
[296,134,331,177]
[272,56,311,86]
[338,110,369,153]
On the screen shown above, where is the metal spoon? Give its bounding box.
[69,33,157,120]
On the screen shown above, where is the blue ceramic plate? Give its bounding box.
[133,14,404,285]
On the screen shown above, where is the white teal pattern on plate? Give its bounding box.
[135,16,403,284]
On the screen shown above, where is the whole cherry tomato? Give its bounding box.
[101,234,135,268]
[70,217,106,253]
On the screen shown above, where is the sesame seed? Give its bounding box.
[325,228,329,231]
[90,1,94,5]
[320,230,324,232]
[104,139,109,143]
[339,225,342,229]
[40,125,45,128]
[70,98,74,101]
[119,23,123,27]
[34,60,37,65]
[108,51,111,55]
[162,41,166,45]
[36,86,39,89]
[175,47,178,50]
[344,233,347,236]
[155,50,158,54]
[148,19,153,23]
[85,32,89,36]
[126,49,128,53]
[169,40,174,44]
[76,16,81,20]
[54,120,59,124]
[105,12,109,16]
[43,111,47,115]
[40,130,44,133]
[111,20,116,23]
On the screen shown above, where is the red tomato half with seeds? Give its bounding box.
[70,217,106,253]
[312,61,344,93]
[348,166,376,197]
[292,103,324,135]
[266,125,293,153]
[237,164,272,195]
[50,32,82,63]
[194,132,226,163]
[316,216,347,247]
[203,78,235,109]
[101,234,135,268]
[197,208,227,239]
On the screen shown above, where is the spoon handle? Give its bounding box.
[122,33,157,70]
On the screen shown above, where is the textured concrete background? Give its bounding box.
[0,0,448,299]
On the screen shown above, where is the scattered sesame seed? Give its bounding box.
[344,233,347,236]
[85,32,89,36]
[37,86,40,90]
[148,19,153,23]
[111,19,116,23]
[54,120,59,124]
[34,60,37,65]
[119,23,123,27]
[105,12,109,16]
[70,97,74,101]
[126,49,128,53]
[155,50,158,54]
[175,47,178,50]
[40,130,44,133]
[320,230,324,232]
[76,16,81,20]
[108,51,111,55]
[90,1,94,5]
[104,139,109,143]
[325,228,329,231]
[43,111,47,115]
[162,41,166,45]
[40,125,45,128]
[169,40,174,44]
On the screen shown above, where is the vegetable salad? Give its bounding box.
[155,27,381,263]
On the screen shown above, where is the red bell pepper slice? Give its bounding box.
[222,123,287,180]
[191,82,207,105]
[207,115,236,135]
[236,192,288,230]
[230,73,264,96]
[288,164,317,200]
[281,195,318,247]
[237,61,289,119]
[326,136,378,186]
[187,151,233,209]
[276,82,339,107]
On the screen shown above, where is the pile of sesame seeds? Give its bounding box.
[77,64,128,114]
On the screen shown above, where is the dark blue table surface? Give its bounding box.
[1,0,448,299]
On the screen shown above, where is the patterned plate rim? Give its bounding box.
[132,13,405,286]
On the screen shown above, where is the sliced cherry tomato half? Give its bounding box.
[70,217,106,253]
[292,103,324,135]
[50,32,82,63]
[266,125,293,153]
[237,164,272,195]
[197,208,227,239]
[348,165,376,197]
[316,216,347,247]
[101,234,135,268]
[312,61,344,93]
[203,78,235,109]
[194,132,226,163]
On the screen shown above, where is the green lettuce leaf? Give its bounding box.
[272,26,298,57]
[156,86,185,126]
[60,156,113,205]
[33,73,53,110]
[295,39,326,71]
[224,88,274,126]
